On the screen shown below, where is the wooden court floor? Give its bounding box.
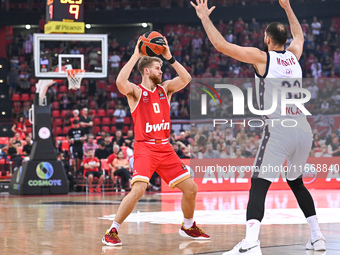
[0,189,339,255]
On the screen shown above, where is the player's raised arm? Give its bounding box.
[280,0,304,59]
[161,37,192,95]
[191,0,266,66]
[116,38,144,96]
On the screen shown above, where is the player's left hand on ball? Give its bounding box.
[161,36,172,60]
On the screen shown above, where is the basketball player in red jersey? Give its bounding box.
[102,37,210,246]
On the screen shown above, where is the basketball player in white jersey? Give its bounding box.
[191,0,325,254]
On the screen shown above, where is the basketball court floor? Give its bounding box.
[0,189,339,255]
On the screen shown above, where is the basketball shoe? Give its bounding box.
[306,235,326,251]
[102,228,122,246]
[95,187,102,193]
[89,187,94,193]
[222,239,262,255]
[179,221,210,240]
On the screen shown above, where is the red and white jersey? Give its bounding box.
[255,50,304,119]
[131,84,171,142]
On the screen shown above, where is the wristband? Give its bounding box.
[168,57,175,64]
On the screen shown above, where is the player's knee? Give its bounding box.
[183,181,197,198]
[287,176,304,190]
[131,182,147,199]
[87,175,93,181]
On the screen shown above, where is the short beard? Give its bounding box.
[263,44,268,52]
[150,74,161,85]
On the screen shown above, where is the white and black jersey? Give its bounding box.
[253,50,313,182]
[255,50,304,120]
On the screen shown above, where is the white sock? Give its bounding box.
[306,215,322,240]
[110,221,120,232]
[245,219,261,243]
[183,218,194,229]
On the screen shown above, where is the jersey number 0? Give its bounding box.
[153,103,160,113]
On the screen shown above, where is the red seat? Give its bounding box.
[89,101,96,109]
[120,146,128,158]
[12,94,21,101]
[110,126,117,134]
[101,158,110,175]
[92,117,101,126]
[102,117,111,125]
[92,126,100,135]
[21,93,29,101]
[63,126,71,135]
[59,85,68,93]
[52,102,60,109]
[106,109,114,117]
[61,140,69,151]
[0,137,9,145]
[30,94,34,101]
[90,109,97,116]
[54,127,62,136]
[112,118,116,125]
[30,86,36,93]
[54,118,63,126]
[102,126,110,133]
[123,117,131,125]
[122,126,129,134]
[52,110,60,118]
[26,127,32,134]
[25,118,32,127]
[97,109,106,117]
[61,110,69,118]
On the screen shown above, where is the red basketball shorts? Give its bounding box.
[132,141,190,189]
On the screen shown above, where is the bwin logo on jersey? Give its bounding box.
[146,120,170,133]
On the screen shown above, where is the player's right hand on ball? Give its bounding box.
[134,37,144,58]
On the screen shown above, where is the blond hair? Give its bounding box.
[137,56,163,76]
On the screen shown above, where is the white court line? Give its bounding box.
[99,208,340,225]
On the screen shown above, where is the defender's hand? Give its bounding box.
[161,36,172,60]
[190,0,216,20]
[279,0,291,10]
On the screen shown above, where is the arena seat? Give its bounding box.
[59,85,68,93]
[61,110,68,118]
[52,110,60,118]
[92,117,101,126]
[52,102,60,109]
[12,94,21,101]
[54,118,63,126]
[110,126,117,134]
[102,117,111,126]
[0,137,9,145]
[106,109,114,117]
[123,117,131,125]
[21,93,29,101]
[102,126,110,133]
[97,109,106,117]
[63,126,71,135]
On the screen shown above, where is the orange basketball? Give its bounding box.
[139,31,165,56]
